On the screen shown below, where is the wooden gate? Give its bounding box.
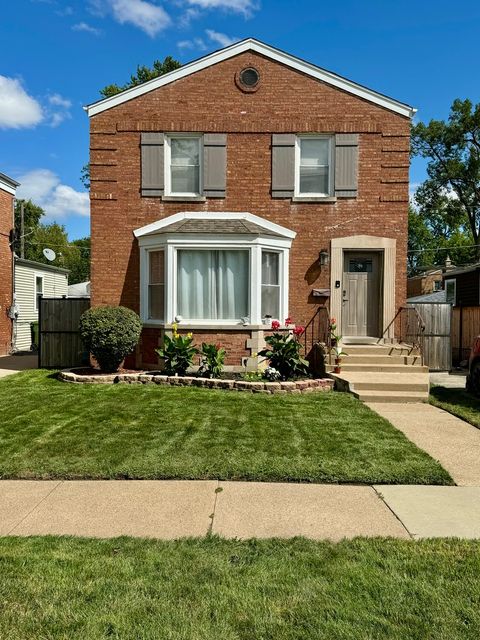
[39,297,90,368]
[451,306,480,365]
[408,302,452,371]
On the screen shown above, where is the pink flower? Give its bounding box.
[271,320,281,331]
[293,325,305,337]
[285,317,293,325]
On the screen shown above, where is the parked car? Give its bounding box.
[466,336,480,394]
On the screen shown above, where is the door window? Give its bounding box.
[348,259,373,273]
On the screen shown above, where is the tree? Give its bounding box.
[412,98,480,260]
[100,56,181,98]
[14,199,44,256]
[26,223,71,266]
[65,237,90,284]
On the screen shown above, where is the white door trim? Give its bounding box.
[330,235,396,341]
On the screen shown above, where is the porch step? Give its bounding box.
[327,364,429,374]
[340,354,423,365]
[339,344,420,356]
[351,390,428,403]
[329,372,429,393]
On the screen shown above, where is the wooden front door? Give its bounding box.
[342,252,381,337]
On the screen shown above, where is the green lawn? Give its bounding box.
[0,536,479,639]
[0,370,452,484]
[430,385,480,429]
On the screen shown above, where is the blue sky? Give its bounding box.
[1,0,479,240]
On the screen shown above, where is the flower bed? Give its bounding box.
[58,369,334,394]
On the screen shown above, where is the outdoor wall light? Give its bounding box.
[318,250,330,267]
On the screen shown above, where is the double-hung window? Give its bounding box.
[165,134,202,196]
[296,135,332,197]
[177,249,249,321]
[35,275,43,312]
[148,250,165,320]
[261,251,280,319]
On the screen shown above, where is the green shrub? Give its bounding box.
[259,329,309,380]
[155,326,198,376]
[79,306,142,373]
[198,342,226,378]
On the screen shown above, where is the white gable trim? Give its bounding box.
[84,39,416,119]
[133,211,296,240]
[0,173,19,196]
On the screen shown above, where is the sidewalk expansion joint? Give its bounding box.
[371,485,413,539]
[7,480,64,535]
[207,480,221,536]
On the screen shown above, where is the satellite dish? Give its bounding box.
[43,248,56,262]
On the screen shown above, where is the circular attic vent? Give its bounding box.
[236,67,261,92]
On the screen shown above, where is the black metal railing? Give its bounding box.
[383,305,426,365]
[303,304,332,365]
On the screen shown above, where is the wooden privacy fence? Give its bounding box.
[451,306,480,365]
[39,297,90,368]
[407,302,452,371]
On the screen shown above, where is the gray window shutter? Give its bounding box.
[335,134,358,198]
[272,134,295,198]
[203,133,227,198]
[141,133,164,197]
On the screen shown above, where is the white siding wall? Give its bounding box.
[13,263,68,351]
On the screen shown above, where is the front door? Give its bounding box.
[342,252,380,337]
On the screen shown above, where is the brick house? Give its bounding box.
[0,172,18,356]
[85,39,415,370]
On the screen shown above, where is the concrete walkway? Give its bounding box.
[0,353,37,378]
[367,402,480,486]
[2,479,480,540]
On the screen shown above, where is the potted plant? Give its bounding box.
[333,345,348,374]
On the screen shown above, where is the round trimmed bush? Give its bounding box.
[79,306,142,373]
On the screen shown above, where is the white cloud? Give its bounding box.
[185,0,258,17]
[48,94,72,109]
[16,169,89,221]
[45,93,72,127]
[205,29,238,47]
[109,0,171,37]
[72,21,102,35]
[0,76,43,129]
[178,37,207,50]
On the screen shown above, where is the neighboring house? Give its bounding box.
[84,38,415,369]
[13,258,68,351]
[68,280,91,298]
[443,264,480,307]
[407,290,447,304]
[0,172,18,356]
[407,268,443,299]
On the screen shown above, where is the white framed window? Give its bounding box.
[165,134,202,196]
[261,251,280,319]
[445,279,456,305]
[177,249,249,321]
[295,135,333,197]
[148,250,165,321]
[34,275,44,312]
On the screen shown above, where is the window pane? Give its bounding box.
[177,250,249,320]
[149,251,164,285]
[299,165,329,194]
[262,251,279,285]
[349,259,373,273]
[171,138,199,166]
[36,277,43,294]
[148,284,164,320]
[261,285,280,319]
[300,138,329,166]
[171,165,199,193]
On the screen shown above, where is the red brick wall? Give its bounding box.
[90,51,410,365]
[0,188,13,355]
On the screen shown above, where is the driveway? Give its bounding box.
[0,353,38,378]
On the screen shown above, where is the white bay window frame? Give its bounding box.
[294,134,334,198]
[135,213,295,328]
[164,133,203,198]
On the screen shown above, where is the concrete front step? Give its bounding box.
[331,373,429,393]
[327,364,429,374]
[340,354,422,365]
[352,390,428,403]
[339,345,420,356]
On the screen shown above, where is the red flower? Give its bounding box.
[293,325,305,336]
[271,320,281,331]
[285,317,293,325]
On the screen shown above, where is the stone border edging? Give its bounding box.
[58,370,334,394]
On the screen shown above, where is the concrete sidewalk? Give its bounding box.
[2,479,480,541]
[368,402,480,485]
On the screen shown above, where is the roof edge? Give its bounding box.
[0,172,20,196]
[15,257,70,274]
[84,38,416,119]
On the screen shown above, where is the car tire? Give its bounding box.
[469,361,480,396]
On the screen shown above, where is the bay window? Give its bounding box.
[296,135,332,197]
[177,250,249,321]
